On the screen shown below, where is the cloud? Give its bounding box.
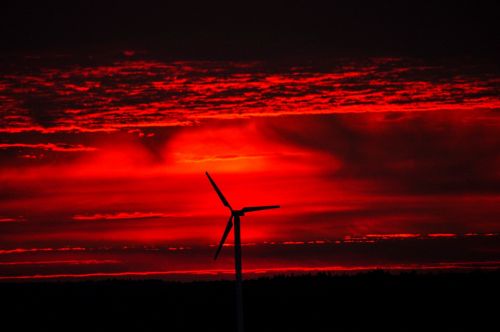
[258,111,500,195]
[0,111,499,251]
[0,143,97,152]
[1,57,498,134]
[0,216,24,223]
[0,259,119,266]
[163,120,339,174]
[1,235,500,281]
[0,247,86,255]
[73,212,174,221]
[0,56,499,269]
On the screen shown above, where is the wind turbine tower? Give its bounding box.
[206,172,280,332]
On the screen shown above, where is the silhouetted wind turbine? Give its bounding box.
[206,171,279,332]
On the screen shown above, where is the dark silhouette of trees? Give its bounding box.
[1,270,498,331]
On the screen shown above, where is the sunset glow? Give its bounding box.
[1,54,499,280]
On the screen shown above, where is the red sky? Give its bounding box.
[0,54,499,280]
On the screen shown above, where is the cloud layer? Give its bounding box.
[1,56,498,133]
[0,54,499,279]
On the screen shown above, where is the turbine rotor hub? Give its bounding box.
[233,210,245,217]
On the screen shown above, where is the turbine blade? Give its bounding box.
[242,205,280,213]
[206,172,232,211]
[214,215,234,260]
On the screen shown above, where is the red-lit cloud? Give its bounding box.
[1,57,498,133]
[0,234,499,281]
[0,217,21,223]
[73,212,175,221]
[0,143,97,152]
[0,259,119,266]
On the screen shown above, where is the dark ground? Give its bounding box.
[1,270,498,331]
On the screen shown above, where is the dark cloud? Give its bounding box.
[259,110,500,195]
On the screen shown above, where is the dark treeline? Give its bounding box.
[1,270,498,331]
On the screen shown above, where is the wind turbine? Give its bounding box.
[206,171,279,332]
